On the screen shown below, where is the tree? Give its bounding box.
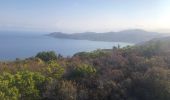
[0,72,45,100]
[0,73,19,100]
[35,51,57,62]
[69,64,96,79]
[54,80,77,100]
[43,61,65,79]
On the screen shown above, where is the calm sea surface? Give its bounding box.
[0,32,133,60]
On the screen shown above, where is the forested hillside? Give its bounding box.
[0,42,170,100]
[49,29,163,43]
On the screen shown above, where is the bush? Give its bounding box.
[35,51,57,62]
[54,80,77,100]
[43,61,65,79]
[70,64,96,79]
[0,73,19,100]
[0,71,46,100]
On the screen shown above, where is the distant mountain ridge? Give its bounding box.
[48,29,165,43]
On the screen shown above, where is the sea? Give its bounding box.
[0,31,133,60]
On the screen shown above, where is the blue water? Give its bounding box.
[0,32,133,60]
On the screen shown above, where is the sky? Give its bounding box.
[0,0,170,33]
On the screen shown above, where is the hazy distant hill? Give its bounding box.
[139,36,170,53]
[48,29,164,43]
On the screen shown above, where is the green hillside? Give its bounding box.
[0,43,170,100]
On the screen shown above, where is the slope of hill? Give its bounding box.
[138,36,170,53]
[48,29,164,43]
[1,43,170,99]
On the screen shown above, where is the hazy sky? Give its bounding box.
[0,0,170,33]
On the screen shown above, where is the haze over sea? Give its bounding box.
[0,31,132,60]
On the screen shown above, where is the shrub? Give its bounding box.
[54,80,77,100]
[70,64,96,79]
[0,71,46,100]
[35,51,57,62]
[0,73,19,100]
[44,61,65,79]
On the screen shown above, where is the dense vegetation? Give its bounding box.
[0,42,170,100]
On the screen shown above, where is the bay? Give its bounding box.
[0,32,133,60]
